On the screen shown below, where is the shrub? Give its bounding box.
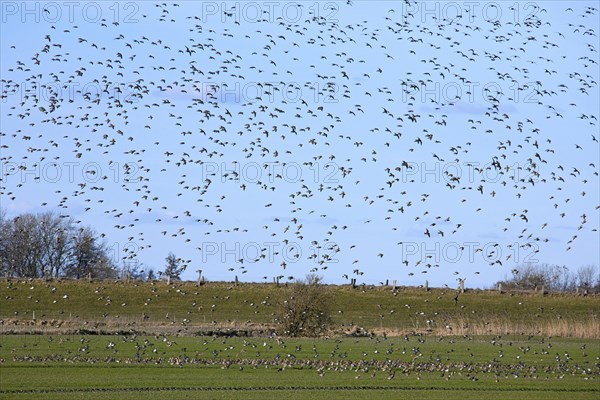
[277,274,332,337]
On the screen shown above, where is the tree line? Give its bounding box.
[2,210,598,293]
[0,210,118,279]
[495,263,599,293]
[0,209,188,282]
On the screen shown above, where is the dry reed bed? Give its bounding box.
[2,314,598,338]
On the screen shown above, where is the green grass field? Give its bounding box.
[0,280,598,399]
[1,280,598,337]
[1,335,598,399]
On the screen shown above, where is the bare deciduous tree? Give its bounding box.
[576,265,598,288]
[38,212,71,278]
[65,226,114,279]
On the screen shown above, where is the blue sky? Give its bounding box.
[1,1,599,287]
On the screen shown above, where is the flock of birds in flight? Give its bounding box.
[1,1,599,285]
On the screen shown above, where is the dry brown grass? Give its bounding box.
[3,313,599,338]
[369,314,600,339]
